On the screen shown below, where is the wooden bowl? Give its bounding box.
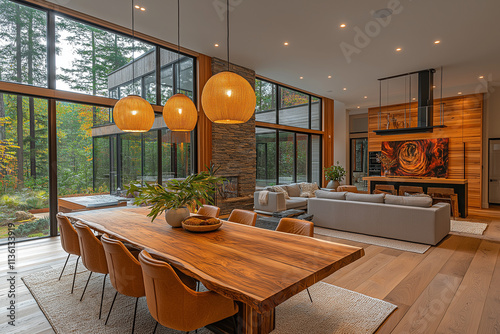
[182,216,223,233]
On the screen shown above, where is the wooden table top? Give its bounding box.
[363,176,468,184]
[66,207,364,313]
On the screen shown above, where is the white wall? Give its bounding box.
[334,101,348,183]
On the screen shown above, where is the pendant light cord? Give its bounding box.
[131,0,136,95]
[227,0,230,72]
[177,0,180,62]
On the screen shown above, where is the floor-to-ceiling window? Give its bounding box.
[255,78,322,186]
[0,0,196,244]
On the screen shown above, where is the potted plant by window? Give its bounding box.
[126,172,224,227]
[324,162,346,190]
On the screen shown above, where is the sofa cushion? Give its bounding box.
[346,193,385,203]
[270,185,290,199]
[316,190,347,200]
[299,182,320,198]
[286,183,301,197]
[385,194,433,207]
[286,197,308,209]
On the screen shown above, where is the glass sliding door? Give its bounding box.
[256,128,277,186]
[296,133,308,183]
[350,137,368,191]
[0,94,49,243]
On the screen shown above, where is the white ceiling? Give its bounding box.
[47,0,500,110]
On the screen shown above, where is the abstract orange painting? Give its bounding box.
[381,138,449,178]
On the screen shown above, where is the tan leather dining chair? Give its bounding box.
[101,234,145,333]
[228,209,257,226]
[139,250,238,333]
[197,205,220,218]
[75,222,109,319]
[276,218,314,302]
[337,185,359,193]
[56,214,81,294]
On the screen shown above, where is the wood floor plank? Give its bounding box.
[355,251,426,300]
[435,240,500,334]
[477,242,500,334]
[376,235,462,333]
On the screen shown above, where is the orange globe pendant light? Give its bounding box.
[201,71,256,124]
[163,0,198,131]
[163,93,198,131]
[113,0,154,133]
[200,0,256,124]
[113,95,155,132]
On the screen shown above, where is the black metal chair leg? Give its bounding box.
[59,254,70,280]
[71,256,80,294]
[80,271,93,301]
[152,321,158,334]
[131,297,139,333]
[99,274,108,319]
[306,288,313,303]
[105,291,118,325]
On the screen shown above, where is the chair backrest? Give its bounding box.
[197,205,220,218]
[57,214,80,256]
[101,234,144,298]
[374,184,397,195]
[427,187,455,196]
[75,222,108,275]
[337,185,359,193]
[276,218,314,237]
[228,209,257,226]
[398,186,424,196]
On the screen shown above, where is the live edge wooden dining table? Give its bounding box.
[65,207,364,334]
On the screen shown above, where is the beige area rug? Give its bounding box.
[23,265,396,334]
[314,227,431,254]
[450,220,488,235]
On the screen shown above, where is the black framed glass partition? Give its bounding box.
[0,0,197,244]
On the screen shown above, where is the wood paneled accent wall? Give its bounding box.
[196,55,212,172]
[323,98,335,187]
[368,94,483,208]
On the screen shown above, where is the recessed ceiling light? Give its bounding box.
[300,76,304,79]
[433,85,436,88]
[396,47,402,52]
[134,5,140,9]
[364,96,367,99]
[328,75,332,79]
[214,43,219,47]
[343,87,347,91]
[357,106,360,109]
[479,75,484,79]
[140,7,146,11]
[340,23,346,28]
[434,40,441,44]
[458,92,462,95]
[412,97,416,101]
[284,42,289,46]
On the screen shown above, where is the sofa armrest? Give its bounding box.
[254,191,286,213]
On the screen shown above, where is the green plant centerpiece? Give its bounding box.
[126,172,224,227]
[324,161,346,190]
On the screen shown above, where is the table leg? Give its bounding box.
[237,302,275,334]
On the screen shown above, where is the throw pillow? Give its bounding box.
[270,185,290,199]
[299,183,319,198]
[345,193,385,203]
[315,190,347,200]
[286,183,301,197]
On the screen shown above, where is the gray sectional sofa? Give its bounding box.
[254,183,310,214]
[308,191,451,245]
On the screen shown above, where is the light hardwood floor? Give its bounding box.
[1,211,499,334]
